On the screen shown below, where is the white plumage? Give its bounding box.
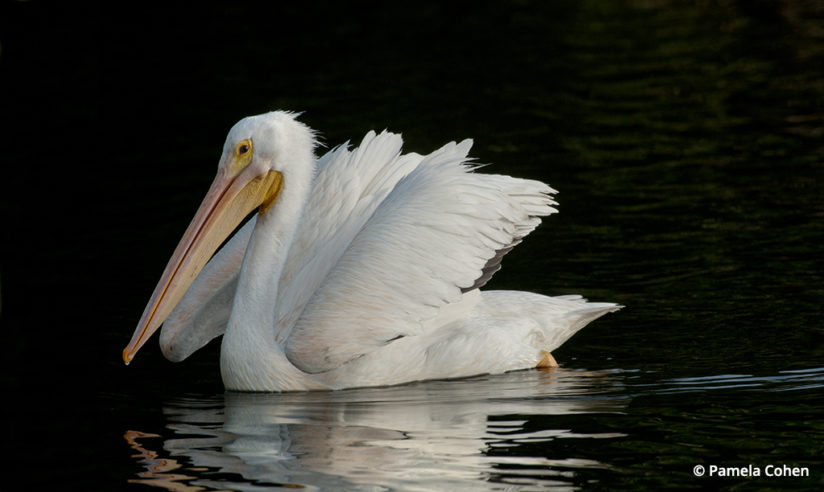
[124,111,620,391]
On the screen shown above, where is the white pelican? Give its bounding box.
[123,111,620,391]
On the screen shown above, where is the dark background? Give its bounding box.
[2,0,823,489]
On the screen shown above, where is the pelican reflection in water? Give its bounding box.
[125,368,628,489]
[123,111,620,391]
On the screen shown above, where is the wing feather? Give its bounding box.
[285,139,558,373]
[273,131,425,343]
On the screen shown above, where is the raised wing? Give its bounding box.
[273,131,425,342]
[284,139,558,373]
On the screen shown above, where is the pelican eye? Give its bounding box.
[230,139,254,173]
[235,139,253,157]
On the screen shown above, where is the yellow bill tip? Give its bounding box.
[123,348,133,365]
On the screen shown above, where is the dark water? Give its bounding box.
[2,0,823,490]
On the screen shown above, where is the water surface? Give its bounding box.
[116,366,822,490]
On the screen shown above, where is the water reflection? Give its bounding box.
[126,368,628,490]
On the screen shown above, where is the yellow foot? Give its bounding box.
[536,350,559,369]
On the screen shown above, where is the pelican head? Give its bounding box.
[123,111,316,364]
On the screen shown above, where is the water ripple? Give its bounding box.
[646,367,824,395]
